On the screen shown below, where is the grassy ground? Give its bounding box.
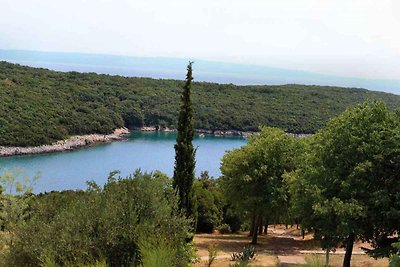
[193,225,389,267]
[303,254,387,267]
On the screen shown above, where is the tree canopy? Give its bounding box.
[287,102,400,267]
[221,127,298,244]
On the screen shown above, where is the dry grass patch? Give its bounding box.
[194,226,390,267]
[304,254,388,267]
[194,254,280,267]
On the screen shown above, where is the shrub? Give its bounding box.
[222,205,243,233]
[140,241,175,267]
[207,244,219,267]
[231,246,256,262]
[217,224,232,234]
[389,242,400,267]
[0,171,194,266]
[194,176,223,233]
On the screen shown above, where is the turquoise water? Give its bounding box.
[0,131,246,193]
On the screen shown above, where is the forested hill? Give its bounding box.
[1,61,400,147]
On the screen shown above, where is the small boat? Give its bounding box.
[199,133,205,138]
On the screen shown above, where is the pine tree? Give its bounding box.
[173,62,196,219]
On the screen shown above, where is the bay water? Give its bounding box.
[0,131,246,193]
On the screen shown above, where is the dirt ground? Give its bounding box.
[193,225,389,267]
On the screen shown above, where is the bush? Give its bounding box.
[390,242,400,267]
[217,224,232,234]
[0,171,194,266]
[222,206,243,233]
[140,241,175,267]
[231,246,256,262]
[207,244,219,267]
[194,175,223,233]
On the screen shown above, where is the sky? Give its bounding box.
[0,0,399,81]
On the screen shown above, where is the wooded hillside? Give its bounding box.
[1,61,399,146]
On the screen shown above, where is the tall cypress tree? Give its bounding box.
[173,62,196,219]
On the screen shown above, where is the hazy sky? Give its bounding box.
[1,0,399,80]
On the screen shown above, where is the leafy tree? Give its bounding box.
[193,171,223,233]
[221,127,297,244]
[287,102,400,267]
[173,62,197,220]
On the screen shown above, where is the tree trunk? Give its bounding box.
[343,233,355,267]
[249,213,256,237]
[258,217,263,235]
[263,219,268,235]
[251,215,259,244]
[325,249,330,267]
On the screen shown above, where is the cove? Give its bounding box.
[0,131,246,193]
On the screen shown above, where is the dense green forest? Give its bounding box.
[1,61,400,146]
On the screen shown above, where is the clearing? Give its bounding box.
[193,225,388,267]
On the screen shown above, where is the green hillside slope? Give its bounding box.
[1,61,399,146]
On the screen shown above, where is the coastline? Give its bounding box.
[139,126,311,138]
[0,127,130,157]
[138,126,256,137]
[0,126,310,158]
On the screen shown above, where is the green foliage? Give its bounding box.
[0,168,38,195]
[41,256,59,267]
[389,242,400,267]
[193,172,223,233]
[139,241,176,267]
[192,171,242,234]
[231,246,256,262]
[0,169,37,248]
[221,204,243,233]
[1,61,400,146]
[287,101,400,265]
[41,257,108,267]
[229,261,250,267]
[173,62,197,220]
[207,244,219,267]
[216,224,232,234]
[0,171,193,267]
[221,127,299,243]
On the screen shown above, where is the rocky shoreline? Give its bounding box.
[138,126,311,138]
[0,126,311,157]
[138,126,255,137]
[0,128,130,157]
